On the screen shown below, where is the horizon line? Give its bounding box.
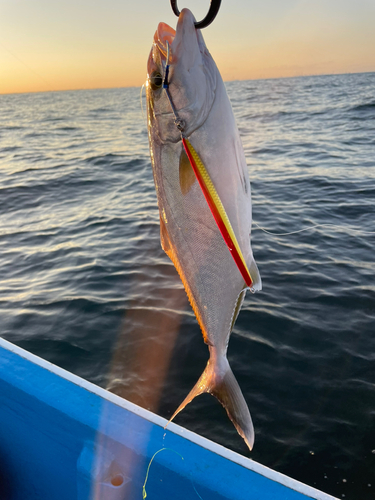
[1,70,374,97]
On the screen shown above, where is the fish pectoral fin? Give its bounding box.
[166,353,254,451]
[179,146,196,195]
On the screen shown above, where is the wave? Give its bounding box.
[350,101,375,112]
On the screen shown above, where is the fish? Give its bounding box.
[146,8,262,450]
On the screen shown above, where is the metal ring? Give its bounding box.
[170,0,222,29]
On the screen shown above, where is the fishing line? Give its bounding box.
[191,482,205,500]
[142,447,184,499]
[140,82,146,121]
[0,41,51,88]
[142,445,205,500]
[253,221,375,237]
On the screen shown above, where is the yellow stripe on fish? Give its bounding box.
[183,138,253,287]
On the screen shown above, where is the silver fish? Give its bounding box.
[146,9,261,450]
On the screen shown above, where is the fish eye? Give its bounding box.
[150,71,163,90]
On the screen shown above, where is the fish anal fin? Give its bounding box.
[179,147,196,195]
[166,349,254,451]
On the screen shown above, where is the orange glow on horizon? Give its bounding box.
[1,0,374,95]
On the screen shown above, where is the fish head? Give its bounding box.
[146,8,217,143]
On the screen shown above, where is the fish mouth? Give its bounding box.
[153,22,175,62]
[153,9,198,66]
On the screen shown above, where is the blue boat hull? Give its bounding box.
[0,338,337,500]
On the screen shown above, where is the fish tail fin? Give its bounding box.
[167,349,254,450]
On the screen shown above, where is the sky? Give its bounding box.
[1,0,375,95]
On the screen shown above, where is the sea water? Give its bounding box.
[1,72,374,499]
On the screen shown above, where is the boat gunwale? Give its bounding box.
[0,336,338,500]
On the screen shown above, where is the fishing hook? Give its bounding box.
[170,0,222,29]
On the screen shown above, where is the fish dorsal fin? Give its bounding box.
[179,147,196,195]
[230,288,247,333]
[248,258,262,292]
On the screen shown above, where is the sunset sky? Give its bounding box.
[1,0,375,95]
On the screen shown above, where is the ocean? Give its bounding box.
[1,72,374,499]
